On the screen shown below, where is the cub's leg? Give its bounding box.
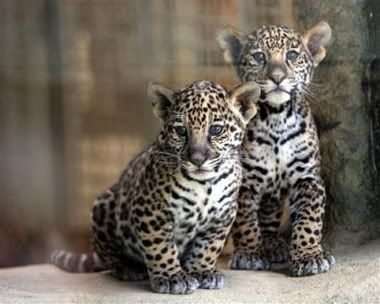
[230,187,270,270]
[91,186,121,269]
[289,177,335,276]
[182,226,232,290]
[135,219,199,294]
[92,186,148,281]
[258,196,289,264]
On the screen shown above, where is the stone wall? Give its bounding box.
[295,0,380,246]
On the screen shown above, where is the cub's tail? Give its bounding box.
[50,250,107,273]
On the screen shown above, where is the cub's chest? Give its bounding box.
[245,118,311,180]
[166,178,209,250]
[169,170,236,228]
[169,176,213,226]
[246,142,287,181]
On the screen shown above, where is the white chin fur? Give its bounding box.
[265,91,290,107]
[187,169,216,180]
[186,164,216,178]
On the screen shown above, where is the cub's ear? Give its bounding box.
[216,26,245,65]
[302,21,332,67]
[229,81,261,124]
[147,82,175,121]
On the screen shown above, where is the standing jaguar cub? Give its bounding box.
[217,22,335,276]
[51,80,261,294]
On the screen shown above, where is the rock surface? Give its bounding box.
[1,240,379,304]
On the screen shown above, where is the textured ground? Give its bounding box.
[0,240,379,304]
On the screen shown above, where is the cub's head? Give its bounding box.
[217,22,332,107]
[147,80,260,175]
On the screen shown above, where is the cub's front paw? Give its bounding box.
[230,251,270,270]
[150,272,199,294]
[290,252,335,276]
[192,270,224,289]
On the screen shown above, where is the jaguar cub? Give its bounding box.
[217,22,335,276]
[51,80,261,294]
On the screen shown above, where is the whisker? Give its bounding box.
[298,86,320,104]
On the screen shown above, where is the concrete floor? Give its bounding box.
[1,240,379,304]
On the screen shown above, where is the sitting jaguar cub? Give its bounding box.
[217,22,335,276]
[51,80,261,294]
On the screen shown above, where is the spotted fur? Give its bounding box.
[51,80,260,294]
[217,22,335,276]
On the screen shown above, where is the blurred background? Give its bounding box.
[0,0,379,268]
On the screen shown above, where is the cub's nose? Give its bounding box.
[189,152,207,167]
[268,62,287,85]
[187,144,209,167]
[269,68,286,85]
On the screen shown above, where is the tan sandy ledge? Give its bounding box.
[0,240,379,304]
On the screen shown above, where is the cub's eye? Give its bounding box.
[286,50,299,61]
[252,52,266,64]
[209,125,223,136]
[174,126,187,136]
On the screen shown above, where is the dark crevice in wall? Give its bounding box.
[365,0,380,237]
[366,59,380,235]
